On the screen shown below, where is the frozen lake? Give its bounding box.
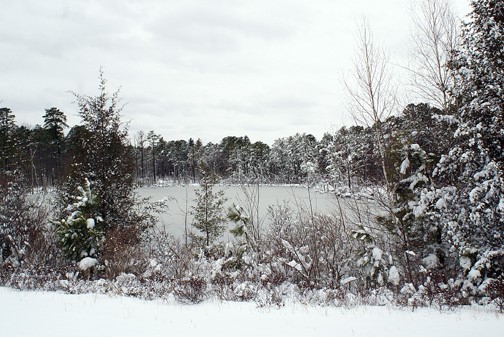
[136,185,340,240]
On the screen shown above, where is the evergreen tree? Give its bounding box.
[187,138,203,182]
[269,138,290,183]
[269,133,319,184]
[378,138,433,285]
[134,131,147,180]
[43,107,68,183]
[15,126,35,187]
[147,130,159,182]
[217,136,251,180]
[43,107,68,142]
[60,70,138,247]
[62,125,92,190]
[0,107,17,174]
[249,141,269,181]
[161,139,189,180]
[53,179,104,261]
[29,125,50,187]
[384,104,455,277]
[326,126,372,189]
[436,0,503,282]
[191,165,228,247]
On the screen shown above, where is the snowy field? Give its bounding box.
[1,287,500,337]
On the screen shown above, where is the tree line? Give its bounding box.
[0,103,451,189]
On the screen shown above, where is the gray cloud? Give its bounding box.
[0,0,471,145]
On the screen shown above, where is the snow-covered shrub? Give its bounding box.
[459,250,504,301]
[255,284,293,308]
[377,138,449,287]
[483,278,504,313]
[53,179,104,263]
[350,220,401,292]
[355,244,395,289]
[262,203,358,290]
[298,287,346,306]
[397,269,467,310]
[232,281,257,301]
[114,273,144,296]
[100,225,146,279]
[142,226,199,283]
[99,194,167,279]
[143,227,237,299]
[0,171,52,270]
[174,276,207,304]
[2,268,70,292]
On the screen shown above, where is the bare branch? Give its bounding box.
[343,19,398,193]
[409,0,460,110]
[344,19,398,128]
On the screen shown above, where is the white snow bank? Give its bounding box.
[0,287,500,337]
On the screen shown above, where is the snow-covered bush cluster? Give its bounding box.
[1,188,502,311]
[0,171,59,271]
[52,179,104,261]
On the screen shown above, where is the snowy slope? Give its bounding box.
[0,287,500,337]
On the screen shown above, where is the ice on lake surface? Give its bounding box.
[136,185,340,239]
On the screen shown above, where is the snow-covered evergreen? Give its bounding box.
[190,166,228,247]
[53,179,104,261]
[434,0,504,288]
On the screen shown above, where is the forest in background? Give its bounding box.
[0,103,450,188]
[0,0,502,309]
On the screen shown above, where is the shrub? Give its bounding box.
[52,179,104,262]
[0,172,53,271]
[174,277,207,303]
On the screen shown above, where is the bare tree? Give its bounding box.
[409,0,460,110]
[344,19,398,194]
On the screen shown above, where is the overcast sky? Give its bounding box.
[0,0,470,145]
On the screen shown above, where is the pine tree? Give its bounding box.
[249,141,269,181]
[147,130,159,183]
[43,107,68,142]
[326,126,373,189]
[358,103,456,285]
[134,131,147,180]
[436,0,503,281]
[386,104,455,278]
[0,107,17,174]
[15,126,35,187]
[191,165,227,248]
[187,138,197,183]
[53,179,104,261]
[43,107,68,184]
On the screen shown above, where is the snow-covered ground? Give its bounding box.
[1,287,500,337]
